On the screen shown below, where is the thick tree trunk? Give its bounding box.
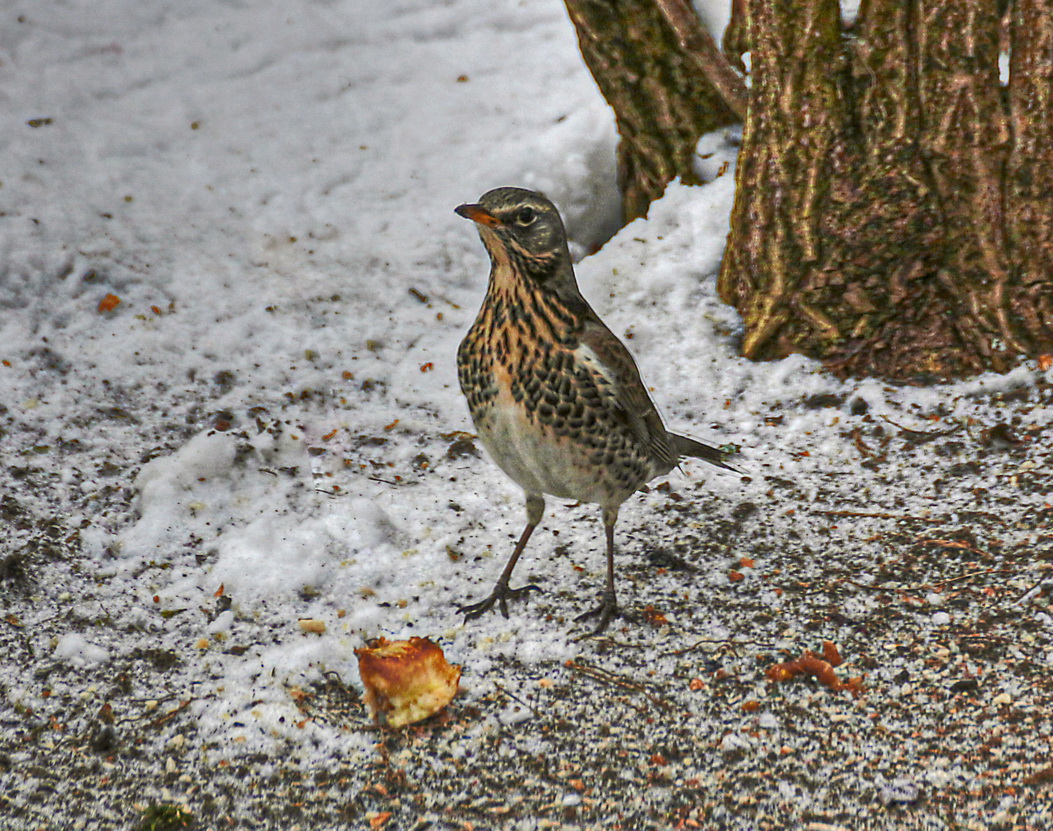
[717,0,1053,379]
[1006,0,1053,348]
[565,0,743,223]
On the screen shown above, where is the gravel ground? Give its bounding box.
[3,375,1052,831]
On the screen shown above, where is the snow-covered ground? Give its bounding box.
[2,1,1052,829]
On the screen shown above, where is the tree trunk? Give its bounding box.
[717,0,1053,380]
[1006,0,1053,348]
[564,0,743,224]
[566,0,1053,381]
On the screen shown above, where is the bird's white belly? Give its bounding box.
[476,398,606,503]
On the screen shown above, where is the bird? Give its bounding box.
[454,186,733,634]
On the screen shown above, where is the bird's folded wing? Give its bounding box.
[577,320,675,467]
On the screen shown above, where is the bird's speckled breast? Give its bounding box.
[457,278,654,505]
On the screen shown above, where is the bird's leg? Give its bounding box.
[575,507,620,635]
[458,493,545,622]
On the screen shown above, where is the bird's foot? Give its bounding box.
[574,591,619,636]
[457,582,542,622]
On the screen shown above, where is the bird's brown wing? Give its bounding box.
[577,318,676,469]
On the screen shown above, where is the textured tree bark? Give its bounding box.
[1006,0,1053,352]
[716,0,851,363]
[569,0,1053,380]
[716,0,1053,379]
[915,0,1015,368]
[564,0,742,223]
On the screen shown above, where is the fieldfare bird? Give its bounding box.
[455,187,732,634]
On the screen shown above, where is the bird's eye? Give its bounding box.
[516,207,537,226]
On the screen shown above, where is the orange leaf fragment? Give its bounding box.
[765,643,864,695]
[98,293,121,313]
[766,665,796,683]
[1039,354,1052,371]
[728,571,745,583]
[642,605,668,625]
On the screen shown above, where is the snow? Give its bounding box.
[53,633,110,667]
[3,1,1053,828]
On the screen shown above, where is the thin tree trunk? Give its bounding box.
[565,0,742,223]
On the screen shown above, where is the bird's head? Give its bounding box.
[455,187,575,288]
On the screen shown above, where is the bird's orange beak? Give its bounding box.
[455,203,502,228]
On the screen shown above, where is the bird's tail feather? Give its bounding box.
[671,433,737,472]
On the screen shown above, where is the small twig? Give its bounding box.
[661,637,772,657]
[150,698,194,729]
[118,693,182,725]
[924,568,1011,589]
[880,414,962,443]
[847,426,890,462]
[815,509,943,522]
[322,669,349,687]
[1012,579,1051,606]
[565,660,675,711]
[915,538,988,556]
[493,682,538,715]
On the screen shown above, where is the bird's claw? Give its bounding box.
[457,583,542,622]
[574,592,619,636]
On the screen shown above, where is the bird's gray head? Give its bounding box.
[455,187,575,289]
